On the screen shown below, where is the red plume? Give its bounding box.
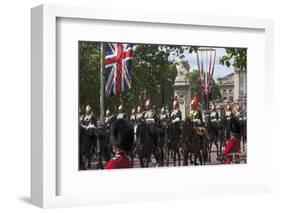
[193,95,198,109]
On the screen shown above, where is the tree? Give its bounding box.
[79,42,180,117]
[79,41,101,116]
[219,48,247,69]
[188,70,202,101]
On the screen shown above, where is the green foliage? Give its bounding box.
[188,70,201,101]
[219,48,247,69]
[79,41,101,116]
[79,42,227,117]
[79,42,179,117]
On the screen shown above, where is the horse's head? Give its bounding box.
[185,117,192,125]
[182,118,195,141]
[135,119,147,137]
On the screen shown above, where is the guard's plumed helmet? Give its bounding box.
[236,104,241,111]
[190,96,198,109]
[110,119,134,152]
[105,109,110,117]
[226,103,232,111]
[118,104,124,112]
[211,102,216,110]
[137,106,142,113]
[173,99,179,109]
[190,100,196,109]
[85,105,91,113]
[131,108,136,114]
[145,99,152,108]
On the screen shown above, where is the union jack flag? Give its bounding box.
[105,43,133,96]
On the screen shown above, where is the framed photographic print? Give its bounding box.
[31,4,274,208]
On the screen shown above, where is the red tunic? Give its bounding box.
[223,135,241,164]
[106,154,133,169]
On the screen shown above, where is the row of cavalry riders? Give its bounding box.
[79,99,246,170]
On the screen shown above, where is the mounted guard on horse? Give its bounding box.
[165,98,182,166]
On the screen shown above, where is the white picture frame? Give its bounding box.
[31,4,274,208]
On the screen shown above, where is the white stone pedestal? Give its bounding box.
[173,59,191,120]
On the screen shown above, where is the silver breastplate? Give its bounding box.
[226,111,232,120]
[210,112,217,120]
[160,114,167,120]
[145,110,154,119]
[83,115,92,125]
[117,113,126,119]
[136,113,143,120]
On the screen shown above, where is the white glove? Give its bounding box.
[87,124,96,129]
[146,118,155,123]
[172,117,180,123]
[193,119,201,124]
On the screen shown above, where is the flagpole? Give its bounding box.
[100,42,105,125]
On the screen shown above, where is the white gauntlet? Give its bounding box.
[146,118,155,124]
[172,117,180,123]
[193,118,201,124]
[87,124,96,129]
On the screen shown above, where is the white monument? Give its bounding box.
[173,59,191,120]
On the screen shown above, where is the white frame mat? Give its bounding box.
[31,4,274,208]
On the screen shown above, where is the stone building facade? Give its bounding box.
[217,73,235,102]
[217,68,247,103]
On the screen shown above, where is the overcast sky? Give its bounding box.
[170,47,234,81]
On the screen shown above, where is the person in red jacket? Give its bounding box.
[106,119,134,169]
[223,118,241,164]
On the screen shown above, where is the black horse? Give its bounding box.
[204,113,224,162]
[239,117,247,151]
[154,118,167,167]
[166,121,181,166]
[220,112,232,141]
[135,119,155,167]
[181,118,203,166]
[95,124,113,169]
[79,124,97,170]
[129,119,140,167]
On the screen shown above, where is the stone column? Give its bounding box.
[234,67,247,101]
[173,59,191,120]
